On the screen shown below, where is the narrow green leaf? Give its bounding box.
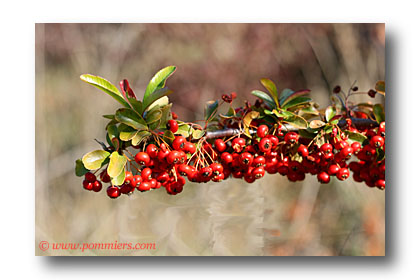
[80,74,130,108]
[82,150,110,170]
[115,108,148,130]
[325,106,337,122]
[103,114,115,120]
[142,88,173,114]
[75,159,89,177]
[280,89,311,107]
[131,131,151,146]
[298,129,317,139]
[111,169,125,186]
[144,66,176,104]
[373,104,385,123]
[251,90,276,109]
[107,151,127,178]
[260,78,279,107]
[282,96,312,110]
[219,106,236,120]
[205,100,219,121]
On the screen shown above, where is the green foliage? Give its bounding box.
[82,150,110,170]
[107,151,127,178]
[80,74,130,108]
[75,159,89,177]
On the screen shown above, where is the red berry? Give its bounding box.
[172,136,186,150]
[253,156,266,167]
[328,164,340,175]
[320,143,333,154]
[252,166,265,179]
[99,170,111,183]
[146,144,159,158]
[130,175,142,187]
[268,135,279,147]
[135,152,150,165]
[156,172,170,184]
[183,142,196,154]
[239,152,254,166]
[285,132,299,145]
[257,125,269,138]
[167,150,181,165]
[167,120,178,133]
[214,139,227,152]
[210,163,223,176]
[141,168,152,181]
[92,181,102,192]
[258,137,272,153]
[297,144,309,157]
[199,166,213,178]
[177,164,192,177]
[317,172,330,184]
[337,168,350,181]
[106,186,121,198]
[82,179,94,191]
[85,172,96,183]
[351,142,361,154]
[124,171,134,184]
[370,135,384,148]
[212,173,225,182]
[138,181,151,192]
[221,152,233,164]
[375,179,385,190]
[339,146,353,159]
[232,138,246,153]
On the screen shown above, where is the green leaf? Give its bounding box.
[298,129,317,139]
[75,159,89,177]
[107,151,127,178]
[163,130,175,142]
[345,130,368,144]
[283,114,308,129]
[325,106,337,122]
[282,96,312,110]
[279,89,311,107]
[159,103,173,129]
[128,98,143,114]
[118,125,138,141]
[373,104,385,123]
[103,114,115,120]
[375,80,385,95]
[176,124,191,137]
[299,105,319,116]
[205,100,219,121]
[115,108,148,130]
[144,66,176,104]
[82,150,110,170]
[309,120,326,129]
[142,88,173,114]
[260,78,279,107]
[80,74,130,108]
[251,90,276,110]
[146,108,162,130]
[131,131,151,146]
[192,129,205,139]
[111,169,126,186]
[219,106,236,120]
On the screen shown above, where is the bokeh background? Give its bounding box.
[35,23,385,256]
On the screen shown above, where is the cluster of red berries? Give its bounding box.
[83,120,385,198]
[348,122,385,189]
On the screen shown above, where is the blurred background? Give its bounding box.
[35,23,385,256]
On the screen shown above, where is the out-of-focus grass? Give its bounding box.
[35,23,385,256]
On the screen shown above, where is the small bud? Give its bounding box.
[368,89,376,98]
[333,85,341,94]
